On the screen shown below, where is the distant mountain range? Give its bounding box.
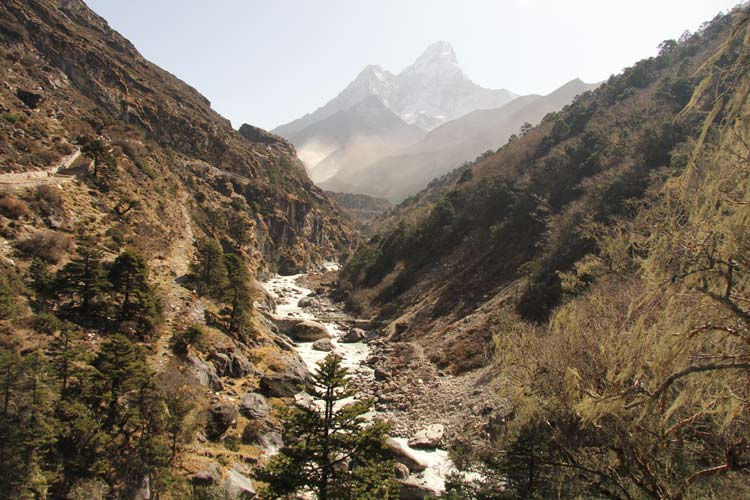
[272,41,517,183]
[271,41,597,201]
[320,78,600,201]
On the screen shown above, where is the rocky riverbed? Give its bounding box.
[261,264,461,497]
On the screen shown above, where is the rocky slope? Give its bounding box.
[338,7,750,497]
[0,0,353,498]
[338,7,735,375]
[1,0,352,273]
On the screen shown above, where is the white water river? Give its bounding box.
[262,267,454,496]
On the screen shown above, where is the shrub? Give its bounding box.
[16,230,73,263]
[0,194,29,219]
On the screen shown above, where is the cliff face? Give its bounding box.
[0,0,351,271]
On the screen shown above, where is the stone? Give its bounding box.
[187,356,223,391]
[297,296,318,308]
[257,430,283,453]
[341,327,367,343]
[408,424,444,449]
[16,89,44,109]
[394,462,410,480]
[312,338,334,352]
[204,403,238,440]
[294,392,317,411]
[374,367,389,381]
[289,319,331,341]
[223,468,256,499]
[384,438,427,472]
[190,461,222,486]
[258,354,309,398]
[239,392,269,420]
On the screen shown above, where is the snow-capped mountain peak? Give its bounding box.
[272,41,517,140]
[401,41,465,79]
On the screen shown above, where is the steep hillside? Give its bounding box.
[0,1,353,498]
[321,78,599,202]
[339,7,735,372]
[340,6,750,498]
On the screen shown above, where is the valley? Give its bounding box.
[0,1,748,499]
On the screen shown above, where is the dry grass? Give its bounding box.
[16,229,73,263]
[0,194,29,219]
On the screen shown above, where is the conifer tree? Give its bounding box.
[108,248,160,332]
[222,253,253,338]
[255,354,396,500]
[57,235,108,315]
[191,238,228,297]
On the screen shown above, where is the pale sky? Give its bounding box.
[86,0,738,131]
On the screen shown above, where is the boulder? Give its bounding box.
[384,438,427,472]
[204,403,238,440]
[16,89,44,109]
[297,296,318,308]
[239,392,270,420]
[223,468,256,499]
[294,392,318,411]
[398,480,441,500]
[408,424,444,449]
[341,327,367,343]
[187,356,223,391]
[289,320,330,341]
[259,354,309,398]
[312,338,334,352]
[190,461,222,486]
[257,430,283,453]
[210,348,257,379]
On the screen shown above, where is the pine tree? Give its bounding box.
[222,253,253,338]
[28,258,54,310]
[57,235,108,315]
[108,248,160,333]
[190,238,228,297]
[255,354,396,500]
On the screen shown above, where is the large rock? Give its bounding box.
[341,327,367,343]
[187,356,223,392]
[289,320,331,341]
[408,424,444,449]
[384,438,427,472]
[190,461,222,486]
[223,468,256,499]
[298,296,319,308]
[312,338,334,352]
[259,354,309,397]
[257,430,284,453]
[398,480,441,500]
[209,347,257,378]
[239,392,269,420]
[16,89,44,109]
[204,403,239,440]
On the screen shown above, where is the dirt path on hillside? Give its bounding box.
[150,191,205,369]
[0,149,83,190]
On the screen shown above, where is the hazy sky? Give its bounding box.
[86,0,738,131]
